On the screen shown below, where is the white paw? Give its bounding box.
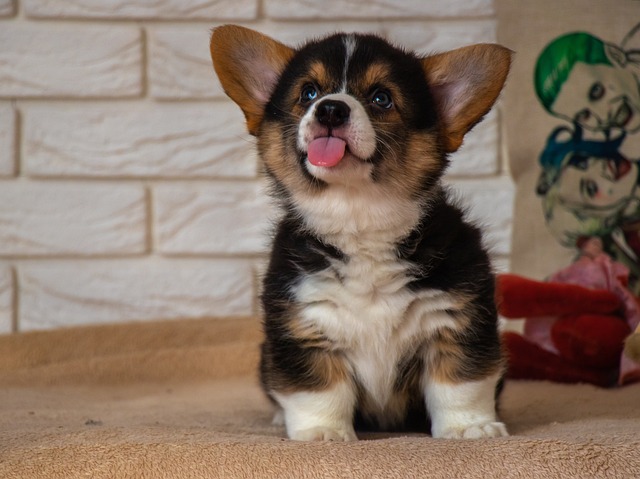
[437,421,508,439]
[290,426,358,442]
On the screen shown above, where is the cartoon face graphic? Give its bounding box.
[537,127,639,247]
[552,62,640,132]
[535,25,640,292]
[554,152,638,215]
[535,31,640,134]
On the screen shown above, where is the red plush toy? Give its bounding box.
[497,237,640,387]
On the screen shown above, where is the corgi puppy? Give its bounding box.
[210,25,511,441]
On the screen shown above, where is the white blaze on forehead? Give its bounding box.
[342,34,357,91]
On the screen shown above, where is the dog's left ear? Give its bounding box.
[210,25,294,136]
[422,44,512,152]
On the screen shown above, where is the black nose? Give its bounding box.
[315,100,351,128]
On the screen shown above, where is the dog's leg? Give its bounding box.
[272,381,357,441]
[421,324,508,439]
[424,373,508,439]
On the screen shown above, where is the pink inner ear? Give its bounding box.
[246,58,282,106]
[430,80,470,126]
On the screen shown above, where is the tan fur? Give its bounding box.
[306,351,350,390]
[263,350,350,394]
[378,132,442,198]
[355,64,409,115]
[307,62,334,91]
[261,307,351,393]
[211,27,510,439]
[426,328,505,384]
[274,324,351,393]
[258,125,323,196]
[346,63,441,199]
[210,26,294,135]
[288,315,333,350]
[422,44,512,152]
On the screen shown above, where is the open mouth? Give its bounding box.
[563,196,629,215]
[613,101,632,128]
[307,136,348,168]
[609,157,632,180]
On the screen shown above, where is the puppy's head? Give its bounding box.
[211,26,511,203]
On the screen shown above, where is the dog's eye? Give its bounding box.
[372,89,393,109]
[300,84,318,104]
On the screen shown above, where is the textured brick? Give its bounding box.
[0,103,16,176]
[0,182,147,256]
[447,176,514,255]
[156,21,495,100]
[23,103,256,178]
[259,21,381,44]
[0,0,15,16]
[150,23,381,99]
[383,20,496,53]
[19,259,254,330]
[448,110,499,177]
[260,20,495,51]
[265,0,493,19]
[0,265,13,334]
[149,27,223,99]
[0,1,510,334]
[0,24,141,98]
[23,0,257,19]
[155,181,270,255]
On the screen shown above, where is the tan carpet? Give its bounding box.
[1,317,638,478]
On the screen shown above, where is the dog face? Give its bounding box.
[210,26,511,207]
[269,33,444,197]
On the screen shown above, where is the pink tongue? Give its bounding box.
[307,137,347,167]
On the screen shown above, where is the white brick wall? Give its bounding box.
[23,103,257,178]
[19,259,254,330]
[0,0,15,17]
[0,265,13,334]
[23,0,258,20]
[0,181,147,255]
[0,0,513,332]
[0,103,16,176]
[0,24,142,98]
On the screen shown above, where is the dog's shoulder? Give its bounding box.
[400,188,493,290]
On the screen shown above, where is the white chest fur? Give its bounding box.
[293,243,461,411]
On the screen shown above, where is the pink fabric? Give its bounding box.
[523,251,640,385]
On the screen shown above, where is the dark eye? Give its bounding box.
[589,82,605,101]
[569,153,589,170]
[372,89,393,109]
[576,109,591,121]
[300,84,318,104]
[582,179,599,198]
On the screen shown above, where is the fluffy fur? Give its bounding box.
[210,25,512,441]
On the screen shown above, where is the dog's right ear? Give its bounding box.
[422,44,512,153]
[210,25,294,136]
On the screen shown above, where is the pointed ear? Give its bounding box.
[422,44,512,152]
[605,42,627,67]
[210,25,294,136]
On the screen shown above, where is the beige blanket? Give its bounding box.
[1,317,638,478]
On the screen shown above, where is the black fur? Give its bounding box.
[263,33,442,189]
[260,186,502,430]
[254,32,504,433]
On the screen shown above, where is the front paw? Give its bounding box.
[290,426,358,442]
[436,420,508,439]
